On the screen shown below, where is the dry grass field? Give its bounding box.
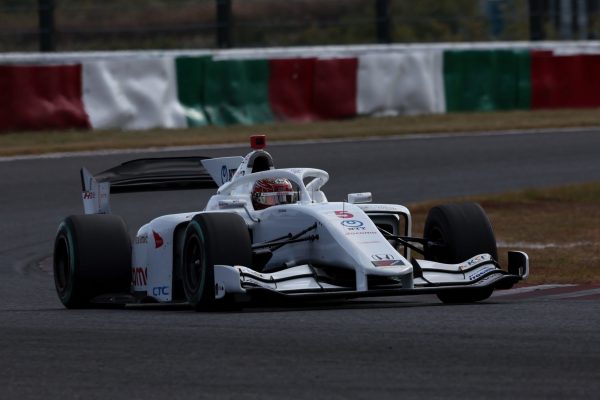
[1,108,599,157]
[409,182,600,284]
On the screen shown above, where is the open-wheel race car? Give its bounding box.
[53,135,529,310]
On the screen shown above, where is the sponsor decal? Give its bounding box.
[341,220,365,229]
[132,267,148,286]
[340,219,378,236]
[152,230,164,248]
[82,191,95,200]
[152,286,169,296]
[372,260,406,268]
[335,211,354,219]
[345,231,377,236]
[468,266,496,281]
[467,254,488,266]
[134,234,148,245]
[221,165,228,184]
[371,253,395,261]
[220,165,237,184]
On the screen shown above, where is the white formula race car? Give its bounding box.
[53,135,529,310]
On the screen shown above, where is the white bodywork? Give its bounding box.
[82,146,529,303]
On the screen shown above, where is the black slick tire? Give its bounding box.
[181,213,251,311]
[53,215,132,308]
[423,203,497,304]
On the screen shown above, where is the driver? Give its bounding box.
[251,178,298,210]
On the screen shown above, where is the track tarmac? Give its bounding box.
[1,129,599,399]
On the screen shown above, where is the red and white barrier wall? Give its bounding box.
[1,42,600,132]
[82,58,187,130]
[357,51,445,116]
[0,64,90,131]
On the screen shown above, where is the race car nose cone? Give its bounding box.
[250,135,267,150]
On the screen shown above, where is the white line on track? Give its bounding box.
[1,126,598,163]
[491,284,576,297]
[498,241,596,249]
[546,288,600,299]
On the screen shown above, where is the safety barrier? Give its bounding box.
[313,58,358,119]
[269,58,316,121]
[444,49,531,112]
[203,58,273,125]
[0,64,89,131]
[532,51,600,108]
[1,42,600,132]
[175,55,211,127]
[83,58,186,130]
[357,51,445,116]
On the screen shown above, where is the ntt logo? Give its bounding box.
[340,220,364,228]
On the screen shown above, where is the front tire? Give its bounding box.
[423,203,497,304]
[53,215,132,308]
[181,213,251,311]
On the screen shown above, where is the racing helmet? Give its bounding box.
[251,178,298,210]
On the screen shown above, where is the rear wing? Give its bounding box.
[80,156,242,214]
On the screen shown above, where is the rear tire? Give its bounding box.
[181,213,251,311]
[53,215,132,308]
[423,203,497,304]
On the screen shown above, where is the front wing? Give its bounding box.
[214,251,529,302]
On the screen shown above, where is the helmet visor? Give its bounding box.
[254,191,298,207]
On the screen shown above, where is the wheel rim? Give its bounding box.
[53,235,71,296]
[184,232,205,295]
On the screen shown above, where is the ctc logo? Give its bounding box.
[152,286,169,297]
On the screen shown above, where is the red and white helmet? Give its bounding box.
[251,178,298,210]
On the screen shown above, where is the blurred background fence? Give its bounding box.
[1,0,600,52]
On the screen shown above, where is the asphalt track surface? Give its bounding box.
[1,129,599,399]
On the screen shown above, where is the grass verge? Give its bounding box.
[1,108,599,157]
[409,182,600,284]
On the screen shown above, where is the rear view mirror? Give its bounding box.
[347,192,372,204]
